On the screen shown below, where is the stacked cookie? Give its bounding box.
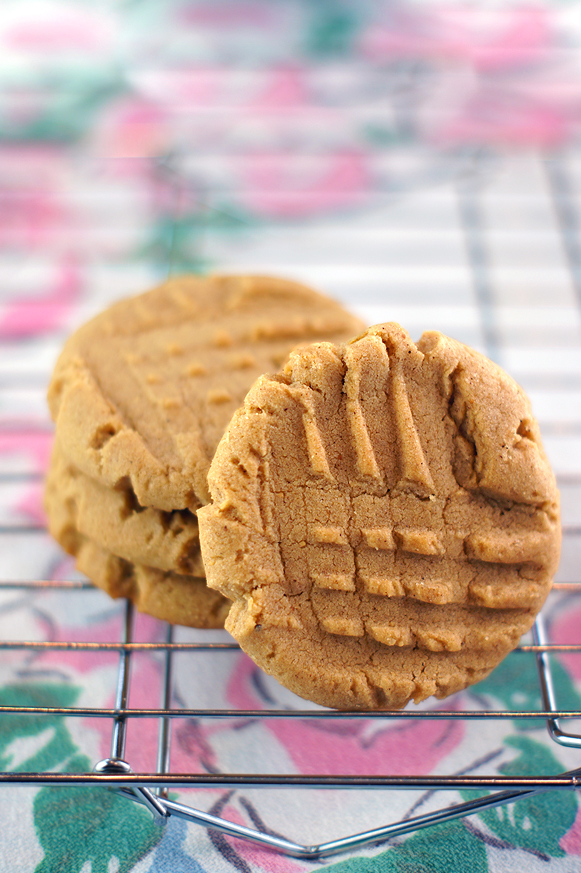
[46,275,561,709]
[45,273,365,627]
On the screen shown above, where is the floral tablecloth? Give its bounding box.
[2,1,581,871]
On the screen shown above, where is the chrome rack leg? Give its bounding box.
[94,600,168,823]
[156,623,174,800]
[118,770,581,860]
[534,614,581,748]
[104,610,581,858]
[94,759,168,821]
[110,600,134,762]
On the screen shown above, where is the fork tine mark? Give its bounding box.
[465,530,554,565]
[294,388,333,479]
[394,529,444,556]
[390,355,435,495]
[344,341,383,480]
[367,624,413,647]
[361,527,395,550]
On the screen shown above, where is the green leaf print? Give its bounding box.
[0,684,80,772]
[322,820,488,872]
[0,73,124,144]
[473,652,581,728]
[0,682,163,872]
[140,201,251,275]
[462,736,577,858]
[33,754,162,873]
[305,1,360,57]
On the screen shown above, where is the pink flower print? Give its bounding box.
[561,810,581,856]
[239,148,369,219]
[464,6,552,73]
[510,65,581,111]
[38,603,164,677]
[227,657,464,777]
[0,430,53,473]
[37,612,126,672]
[33,605,184,771]
[0,184,65,251]
[548,605,581,682]
[358,5,571,150]
[38,605,220,774]
[180,2,277,28]
[359,8,456,64]
[268,708,463,778]
[0,257,82,339]
[91,661,227,776]
[173,718,222,775]
[93,97,172,159]
[0,145,66,187]
[432,89,569,149]
[3,5,115,56]
[0,146,68,249]
[85,662,163,770]
[248,66,310,113]
[360,5,553,74]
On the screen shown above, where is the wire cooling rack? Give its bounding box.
[1,579,581,859]
[1,151,581,860]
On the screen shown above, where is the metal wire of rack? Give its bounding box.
[1,152,581,862]
[1,578,581,859]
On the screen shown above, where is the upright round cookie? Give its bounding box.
[198,323,561,710]
[48,274,365,511]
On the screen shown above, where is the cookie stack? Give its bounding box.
[46,274,562,709]
[44,274,365,627]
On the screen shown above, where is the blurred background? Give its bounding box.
[2,0,580,570]
[2,2,581,872]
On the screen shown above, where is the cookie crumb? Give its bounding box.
[214,329,233,347]
[271,351,289,367]
[185,362,207,377]
[231,353,256,369]
[207,388,233,405]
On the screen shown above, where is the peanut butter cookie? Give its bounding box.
[47,495,227,628]
[45,440,203,576]
[48,274,365,511]
[198,324,560,709]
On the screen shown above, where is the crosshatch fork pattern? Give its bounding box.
[202,320,561,710]
[268,329,557,626]
[1,151,581,859]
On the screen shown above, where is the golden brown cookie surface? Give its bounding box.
[45,486,228,628]
[75,537,229,628]
[198,324,561,709]
[48,274,365,511]
[45,440,204,575]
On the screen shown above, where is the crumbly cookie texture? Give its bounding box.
[47,497,228,628]
[198,323,561,710]
[45,440,204,575]
[47,274,364,511]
